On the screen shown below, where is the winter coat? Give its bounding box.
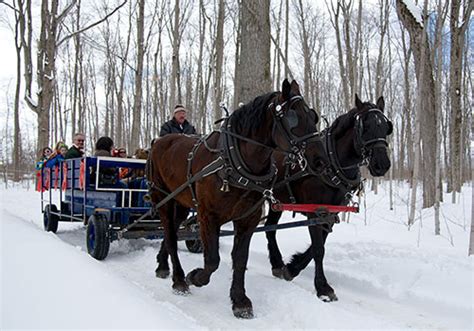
[44,154,65,169]
[94,149,111,157]
[65,145,84,159]
[159,119,196,137]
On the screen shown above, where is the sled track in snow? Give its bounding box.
[7,208,471,329]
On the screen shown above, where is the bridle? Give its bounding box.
[213,92,318,201]
[269,94,318,170]
[353,108,393,166]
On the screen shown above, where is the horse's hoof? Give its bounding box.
[282,265,294,281]
[271,267,285,279]
[172,281,190,295]
[232,305,254,319]
[186,268,207,287]
[155,268,170,279]
[318,292,338,302]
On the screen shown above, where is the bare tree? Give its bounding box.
[396,0,437,208]
[235,0,271,104]
[213,0,225,125]
[327,0,361,110]
[11,0,25,180]
[130,0,145,150]
[448,0,473,200]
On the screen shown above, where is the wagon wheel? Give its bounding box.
[43,204,59,233]
[86,214,110,260]
[184,215,203,254]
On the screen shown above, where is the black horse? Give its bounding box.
[266,94,393,301]
[147,80,318,318]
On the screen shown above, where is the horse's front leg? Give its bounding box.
[155,240,170,278]
[265,210,289,279]
[229,217,259,319]
[185,213,220,287]
[308,224,337,302]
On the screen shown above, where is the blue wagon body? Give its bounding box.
[40,156,201,259]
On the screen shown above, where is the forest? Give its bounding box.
[1,0,472,217]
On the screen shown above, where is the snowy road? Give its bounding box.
[1,184,472,329]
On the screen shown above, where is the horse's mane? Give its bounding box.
[230,92,279,135]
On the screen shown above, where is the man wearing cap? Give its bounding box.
[159,104,197,137]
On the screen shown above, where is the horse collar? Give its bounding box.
[323,126,362,191]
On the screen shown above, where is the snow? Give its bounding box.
[401,0,424,27]
[1,181,473,329]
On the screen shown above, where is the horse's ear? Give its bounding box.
[290,80,301,95]
[282,79,291,100]
[355,94,363,110]
[376,96,385,111]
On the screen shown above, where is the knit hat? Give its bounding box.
[173,104,187,114]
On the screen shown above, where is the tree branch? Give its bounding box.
[0,0,19,13]
[57,0,127,46]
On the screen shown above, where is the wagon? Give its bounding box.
[40,156,359,261]
[40,157,203,260]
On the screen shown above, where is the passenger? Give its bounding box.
[117,148,130,179]
[44,142,68,168]
[117,147,127,158]
[94,136,114,156]
[159,104,197,137]
[65,133,85,159]
[121,148,148,183]
[93,136,120,187]
[35,147,52,170]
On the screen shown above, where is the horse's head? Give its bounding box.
[270,79,319,155]
[353,94,393,176]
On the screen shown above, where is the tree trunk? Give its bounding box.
[131,0,145,150]
[236,0,271,103]
[449,0,473,196]
[213,0,225,126]
[169,0,180,111]
[396,0,437,208]
[13,0,25,180]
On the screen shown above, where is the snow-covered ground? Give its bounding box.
[1,181,472,329]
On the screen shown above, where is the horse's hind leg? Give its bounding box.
[186,213,220,287]
[285,244,313,280]
[155,205,189,278]
[308,225,337,302]
[159,202,189,294]
[265,210,287,279]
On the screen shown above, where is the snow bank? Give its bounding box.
[1,212,201,329]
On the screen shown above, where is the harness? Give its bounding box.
[147,94,318,221]
[275,108,391,207]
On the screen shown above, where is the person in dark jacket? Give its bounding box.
[94,136,114,156]
[159,104,197,137]
[65,133,85,159]
[92,136,119,187]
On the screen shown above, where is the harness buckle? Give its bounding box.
[331,175,341,186]
[344,191,353,203]
[187,152,194,161]
[237,177,249,186]
[263,189,277,204]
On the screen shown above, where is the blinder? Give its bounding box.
[270,94,318,169]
